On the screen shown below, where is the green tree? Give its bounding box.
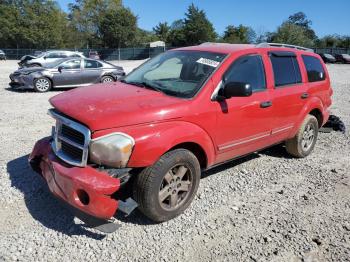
[222,25,255,44]
[287,12,317,41]
[153,22,170,42]
[99,7,137,48]
[182,4,217,45]
[0,0,68,49]
[68,0,122,48]
[271,22,314,47]
[167,19,186,47]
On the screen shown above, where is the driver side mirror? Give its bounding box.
[219,81,252,100]
[43,56,47,60]
[58,66,63,73]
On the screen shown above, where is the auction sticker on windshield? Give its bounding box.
[196,58,220,67]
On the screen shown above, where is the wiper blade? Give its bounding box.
[121,80,164,93]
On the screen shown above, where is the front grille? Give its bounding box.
[61,124,85,145]
[49,109,91,167]
[61,140,83,161]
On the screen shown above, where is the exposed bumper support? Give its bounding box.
[28,137,137,232]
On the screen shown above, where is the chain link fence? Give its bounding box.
[0,47,167,60]
[1,46,349,60]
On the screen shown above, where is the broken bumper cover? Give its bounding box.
[28,137,121,220]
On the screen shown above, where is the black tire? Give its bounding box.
[133,149,201,222]
[33,77,52,92]
[101,75,115,83]
[286,114,319,158]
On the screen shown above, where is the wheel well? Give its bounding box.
[102,74,115,80]
[309,109,323,127]
[170,142,208,169]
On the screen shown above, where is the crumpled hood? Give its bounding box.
[15,67,44,75]
[49,82,188,131]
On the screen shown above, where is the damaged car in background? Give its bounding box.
[18,50,85,68]
[9,58,125,92]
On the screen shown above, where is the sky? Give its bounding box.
[57,0,350,37]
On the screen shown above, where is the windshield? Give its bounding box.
[342,54,350,59]
[123,50,226,98]
[324,54,334,59]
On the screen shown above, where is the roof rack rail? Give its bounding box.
[256,42,314,52]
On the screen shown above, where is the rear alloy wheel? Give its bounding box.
[33,77,52,92]
[101,76,114,83]
[286,114,319,158]
[133,149,201,222]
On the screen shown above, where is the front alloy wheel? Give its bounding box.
[133,149,201,222]
[34,77,52,92]
[159,164,193,211]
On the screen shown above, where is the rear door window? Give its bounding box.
[224,55,266,92]
[302,55,326,82]
[60,59,81,69]
[84,59,103,69]
[269,52,302,87]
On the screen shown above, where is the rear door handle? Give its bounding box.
[301,93,309,99]
[260,101,272,108]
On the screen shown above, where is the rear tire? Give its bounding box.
[286,114,318,158]
[133,149,201,222]
[101,75,114,83]
[33,77,52,92]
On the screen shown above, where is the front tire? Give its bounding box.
[33,77,52,92]
[133,149,201,222]
[286,114,319,158]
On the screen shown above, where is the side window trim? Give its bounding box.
[223,53,267,93]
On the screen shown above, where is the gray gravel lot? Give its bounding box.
[0,60,349,261]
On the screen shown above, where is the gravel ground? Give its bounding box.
[0,60,349,261]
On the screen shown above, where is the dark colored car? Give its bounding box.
[29,43,332,231]
[9,58,125,92]
[0,50,6,60]
[334,54,350,64]
[318,53,336,63]
[89,51,100,60]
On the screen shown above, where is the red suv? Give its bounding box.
[29,43,332,229]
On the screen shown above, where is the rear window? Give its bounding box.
[302,55,326,82]
[270,53,302,87]
[84,59,102,68]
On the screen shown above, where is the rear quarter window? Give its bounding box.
[269,53,302,87]
[302,55,326,82]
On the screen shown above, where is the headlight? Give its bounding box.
[89,132,135,168]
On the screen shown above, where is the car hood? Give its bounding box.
[20,55,37,62]
[49,82,188,131]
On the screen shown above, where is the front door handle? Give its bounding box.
[260,101,272,108]
[301,93,309,99]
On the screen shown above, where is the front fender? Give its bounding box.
[92,121,216,168]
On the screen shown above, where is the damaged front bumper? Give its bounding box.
[9,73,34,89]
[28,137,136,232]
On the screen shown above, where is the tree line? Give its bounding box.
[0,0,349,49]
